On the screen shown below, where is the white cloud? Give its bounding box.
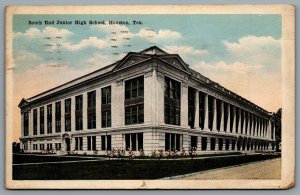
[14,26,72,39]
[163,45,209,56]
[137,28,181,41]
[223,35,281,69]
[63,36,108,51]
[192,61,262,74]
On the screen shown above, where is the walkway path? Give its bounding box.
[177,158,281,180]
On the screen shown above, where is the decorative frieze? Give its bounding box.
[116,79,123,86]
[157,72,164,78]
[144,70,153,78]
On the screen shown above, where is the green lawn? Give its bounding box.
[13,153,280,180]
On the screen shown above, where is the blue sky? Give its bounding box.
[11,14,282,142]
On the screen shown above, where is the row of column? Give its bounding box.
[192,91,275,140]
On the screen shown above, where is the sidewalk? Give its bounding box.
[175,158,281,180]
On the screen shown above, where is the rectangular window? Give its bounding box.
[33,109,37,135]
[208,96,214,130]
[199,92,205,129]
[225,139,230,150]
[87,91,96,129]
[47,104,52,134]
[232,140,236,150]
[216,99,222,131]
[23,112,29,136]
[124,77,144,125]
[218,138,223,150]
[191,136,198,149]
[55,102,61,133]
[101,86,111,128]
[40,107,44,135]
[125,76,144,99]
[65,99,71,132]
[223,102,229,132]
[164,77,181,125]
[101,135,111,151]
[210,138,216,151]
[87,136,97,151]
[75,95,83,131]
[235,108,240,133]
[55,143,61,150]
[201,137,207,151]
[124,133,143,151]
[165,133,181,151]
[125,105,144,125]
[102,110,111,128]
[188,87,196,128]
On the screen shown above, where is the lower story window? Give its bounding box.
[190,136,198,149]
[47,143,52,150]
[55,143,61,150]
[75,137,83,150]
[201,137,207,151]
[225,139,230,150]
[40,144,44,150]
[165,133,181,151]
[210,138,216,151]
[125,133,143,151]
[218,138,223,150]
[232,140,236,150]
[87,136,97,151]
[101,135,111,151]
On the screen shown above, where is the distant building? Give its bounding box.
[18,46,276,155]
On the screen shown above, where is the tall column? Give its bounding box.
[220,101,225,132]
[267,120,271,139]
[71,97,75,132]
[28,110,32,137]
[45,106,48,134]
[246,112,250,136]
[61,100,65,133]
[37,108,40,136]
[50,104,54,134]
[194,91,200,129]
[181,82,189,128]
[21,112,24,137]
[116,79,124,127]
[255,116,258,136]
[144,70,153,125]
[157,72,165,125]
[226,103,230,133]
[232,106,236,134]
[82,93,87,131]
[96,88,101,129]
[204,94,209,130]
[250,114,254,136]
[237,108,241,134]
[272,122,275,141]
[111,81,118,128]
[212,97,217,132]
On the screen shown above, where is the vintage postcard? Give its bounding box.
[5,5,295,189]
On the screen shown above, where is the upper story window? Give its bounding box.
[75,95,83,131]
[87,91,96,129]
[65,98,71,132]
[47,104,52,134]
[40,107,44,134]
[33,109,37,135]
[102,86,111,128]
[164,77,180,125]
[125,76,144,99]
[55,102,61,133]
[102,86,111,104]
[125,76,144,125]
[23,112,29,136]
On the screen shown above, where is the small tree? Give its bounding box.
[273,108,282,152]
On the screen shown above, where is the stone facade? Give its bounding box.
[18,46,276,156]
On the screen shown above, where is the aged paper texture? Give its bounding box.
[5,5,295,189]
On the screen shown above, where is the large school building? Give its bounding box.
[18,46,276,155]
